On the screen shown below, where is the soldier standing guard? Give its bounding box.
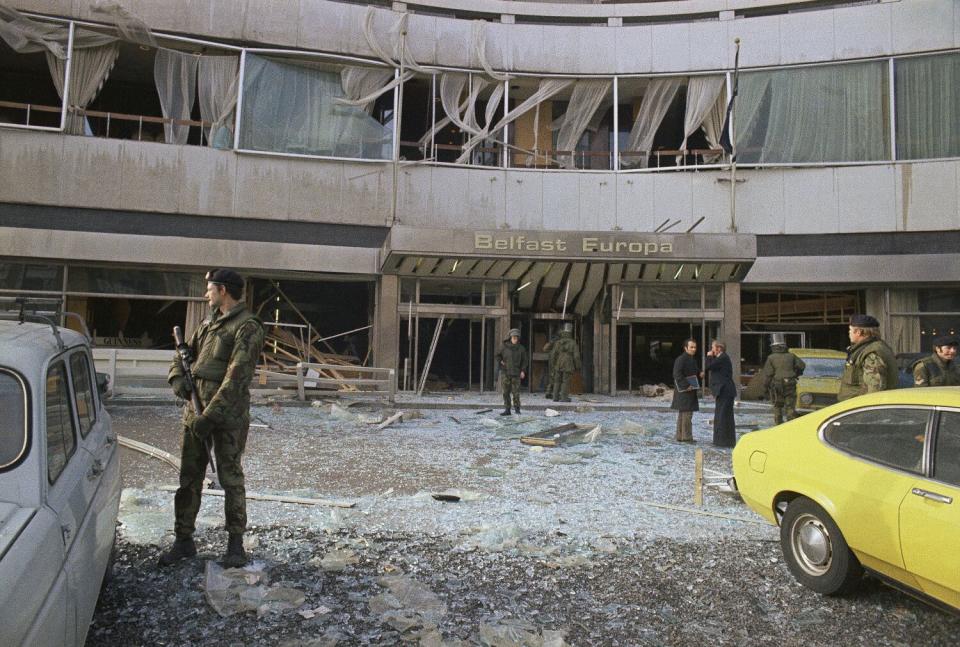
[496,328,527,416]
[838,314,898,401]
[759,333,805,424]
[160,269,265,568]
[549,323,581,402]
[913,335,960,387]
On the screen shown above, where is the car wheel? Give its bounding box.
[779,497,863,596]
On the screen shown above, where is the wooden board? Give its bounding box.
[520,422,580,447]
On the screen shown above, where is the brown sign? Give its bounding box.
[474,233,673,256]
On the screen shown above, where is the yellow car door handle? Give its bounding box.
[911,488,953,505]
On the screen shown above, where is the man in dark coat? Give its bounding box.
[496,328,527,415]
[671,338,699,442]
[705,339,737,448]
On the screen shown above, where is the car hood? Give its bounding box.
[0,502,34,562]
[797,376,840,391]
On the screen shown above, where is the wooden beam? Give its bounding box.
[574,263,606,316]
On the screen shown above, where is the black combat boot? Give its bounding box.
[514,406,521,415]
[500,408,512,416]
[158,536,197,567]
[222,533,247,568]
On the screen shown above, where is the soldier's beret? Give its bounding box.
[206,268,244,289]
[849,314,879,328]
[933,334,959,347]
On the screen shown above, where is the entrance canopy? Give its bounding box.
[381,227,755,314]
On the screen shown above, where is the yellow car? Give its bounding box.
[733,387,960,613]
[792,348,847,412]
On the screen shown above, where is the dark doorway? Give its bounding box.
[615,320,718,390]
[399,316,496,392]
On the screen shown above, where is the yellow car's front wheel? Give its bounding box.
[780,497,863,596]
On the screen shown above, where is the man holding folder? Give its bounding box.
[671,338,700,443]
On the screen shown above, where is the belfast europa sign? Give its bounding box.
[474,233,674,256]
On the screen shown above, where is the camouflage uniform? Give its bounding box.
[542,336,557,399]
[496,337,527,412]
[168,304,265,539]
[838,336,898,401]
[549,330,581,402]
[759,347,805,424]
[912,353,960,387]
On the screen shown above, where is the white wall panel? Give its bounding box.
[899,162,960,232]
[287,158,344,223]
[614,25,652,74]
[178,146,237,216]
[59,136,124,210]
[690,170,731,234]
[732,169,783,234]
[577,27,617,75]
[234,155,291,220]
[782,168,839,234]
[395,166,432,227]
[780,10,835,65]
[435,17,474,69]
[118,141,182,214]
[688,20,728,73]
[836,165,897,232]
[342,162,391,226]
[892,0,954,54]
[651,172,693,230]
[651,22,691,73]
[297,0,353,53]
[728,15,781,69]
[834,3,892,60]
[615,174,655,233]
[542,172,580,230]
[483,22,515,72]
[243,0,299,47]
[405,13,439,66]
[545,26,582,75]
[427,166,468,228]
[504,24,544,74]
[505,170,543,230]
[578,174,615,230]
[0,130,64,206]
[466,168,504,228]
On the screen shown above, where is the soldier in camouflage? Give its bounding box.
[159,269,265,568]
[542,332,558,400]
[548,323,581,402]
[838,314,898,401]
[496,328,527,415]
[758,334,805,424]
[913,334,960,387]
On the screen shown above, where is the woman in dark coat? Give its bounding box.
[705,340,737,448]
[671,339,700,442]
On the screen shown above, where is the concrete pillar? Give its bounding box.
[722,282,742,396]
[375,275,400,372]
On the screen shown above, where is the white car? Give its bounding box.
[0,317,120,646]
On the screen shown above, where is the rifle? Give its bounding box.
[173,325,216,474]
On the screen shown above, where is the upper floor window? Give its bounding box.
[895,52,960,161]
[735,60,890,164]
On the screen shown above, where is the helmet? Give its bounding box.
[508,328,521,338]
[769,333,787,349]
[562,323,573,334]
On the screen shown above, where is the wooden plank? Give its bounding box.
[574,263,606,316]
[694,448,704,507]
[158,485,355,508]
[520,423,579,447]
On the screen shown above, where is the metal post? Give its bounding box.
[296,362,305,401]
[59,22,75,132]
[233,49,247,151]
[391,36,405,225]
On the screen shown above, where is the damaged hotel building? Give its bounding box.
[1,0,959,393]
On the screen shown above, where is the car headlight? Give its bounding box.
[799,393,814,406]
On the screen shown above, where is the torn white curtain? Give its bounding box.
[625,77,683,168]
[361,6,433,74]
[680,75,725,151]
[472,20,509,81]
[45,41,120,134]
[457,77,572,164]
[0,6,115,58]
[155,48,198,145]
[335,66,398,114]
[416,72,502,154]
[89,1,155,47]
[198,55,239,148]
[554,79,611,169]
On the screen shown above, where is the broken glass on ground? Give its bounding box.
[319,548,360,572]
[204,560,306,617]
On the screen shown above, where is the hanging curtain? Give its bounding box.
[701,89,726,162]
[680,75,725,151]
[155,49,199,145]
[456,77,572,164]
[336,66,397,114]
[89,2,155,47]
[237,54,391,159]
[888,290,921,354]
[895,52,960,160]
[737,61,888,164]
[553,79,611,169]
[730,73,771,163]
[198,54,239,148]
[0,5,69,58]
[45,41,120,134]
[624,77,683,168]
